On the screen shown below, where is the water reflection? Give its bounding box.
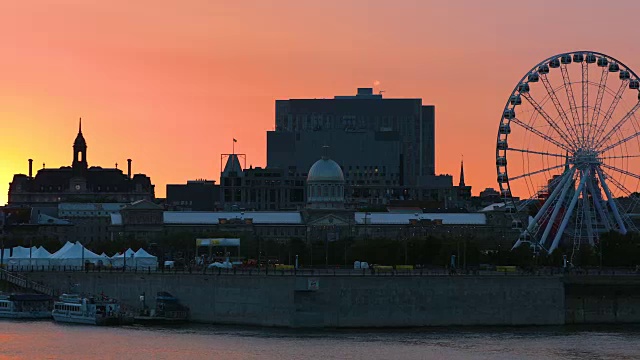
[0,322,639,360]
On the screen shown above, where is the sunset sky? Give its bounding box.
[2,0,640,205]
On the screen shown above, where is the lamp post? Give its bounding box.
[364,212,371,239]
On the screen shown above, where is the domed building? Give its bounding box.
[306,152,345,209]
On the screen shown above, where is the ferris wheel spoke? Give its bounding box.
[592,66,610,132]
[520,93,576,148]
[582,62,589,147]
[599,127,640,153]
[560,64,582,143]
[599,153,640,161]
[540,74,581,147]
[508,163,567,182]
[507,147,566,158]
[595,101,640,150]
[591,80,629,148]
[599,163,640,182]
[510,117,574,152]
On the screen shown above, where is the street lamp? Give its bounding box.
[364,212,371,238]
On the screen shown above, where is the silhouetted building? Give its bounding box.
[167,180,219,211]
[8,120,155,205]
[455,159,472,204]
[220,155,305,211]
[267,88,436,188]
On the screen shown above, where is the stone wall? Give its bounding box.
[564,276,640,324]
[25,272,567,327]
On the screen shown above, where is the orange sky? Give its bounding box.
[2,0,640,205]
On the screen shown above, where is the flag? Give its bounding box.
[233,138,237,142]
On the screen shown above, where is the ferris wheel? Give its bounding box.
[496,51,640,254]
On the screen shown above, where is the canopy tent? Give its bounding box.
[9,246,31,258]
[133,248,158,270]
[111,248,157,269]
[110,248,136,268]
[8,246,51,267]
[32,246,51,258]
[49,242,102,267]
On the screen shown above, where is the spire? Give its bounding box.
[73,118,88,174]
[459,156,465,187]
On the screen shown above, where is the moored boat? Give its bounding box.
[134,291,189,325]
[52,293,125,326]
[0,293,52,319]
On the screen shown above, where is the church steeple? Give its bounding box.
[459,156,465,187]
[73,117,88,174]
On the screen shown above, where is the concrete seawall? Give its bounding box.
[25,272,567,327]
[564,276,640,324]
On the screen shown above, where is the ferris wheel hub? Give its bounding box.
[573,149,600,169]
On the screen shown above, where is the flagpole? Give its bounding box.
[232,138,235,155]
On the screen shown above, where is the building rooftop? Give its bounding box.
[163,211,303,225]
[354,212,486,225]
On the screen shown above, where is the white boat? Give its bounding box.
[0,293,52,319]
[52,294,124,325]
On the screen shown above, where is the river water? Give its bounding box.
[0,322,639,360]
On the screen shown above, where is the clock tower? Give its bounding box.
[72,118,88,175]
[70,118,88,193]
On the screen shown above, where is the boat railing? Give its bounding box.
[0,268,56,296]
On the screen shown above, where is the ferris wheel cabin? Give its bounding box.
[538,64,550,74]
[619,70,630,80]
[629,80,639,89]
[502,109,515,120]
[509,95,521,105]
[609,62,620,72]
[560,54,572,64]
[573,53,584,63]
[597,56,608,67]
[585,53,597,63]
[497,140,508,150]
[499,123,511,134]
[549,58,560,68]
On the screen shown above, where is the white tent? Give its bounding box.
[32,246,52,258]
[110,248,136,268]
[8,246,51,267]
[133,248,158,270]
[49,242,102,268]
[10,246,31,258]
[98,253,111,267]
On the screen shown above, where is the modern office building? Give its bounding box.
[268,88,436,188]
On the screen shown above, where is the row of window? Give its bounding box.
[308,184,344,198]
[61,211,117,217]
[54,304,81,312]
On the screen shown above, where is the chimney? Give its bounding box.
[28,159,33,178]
[127,159,132,178]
